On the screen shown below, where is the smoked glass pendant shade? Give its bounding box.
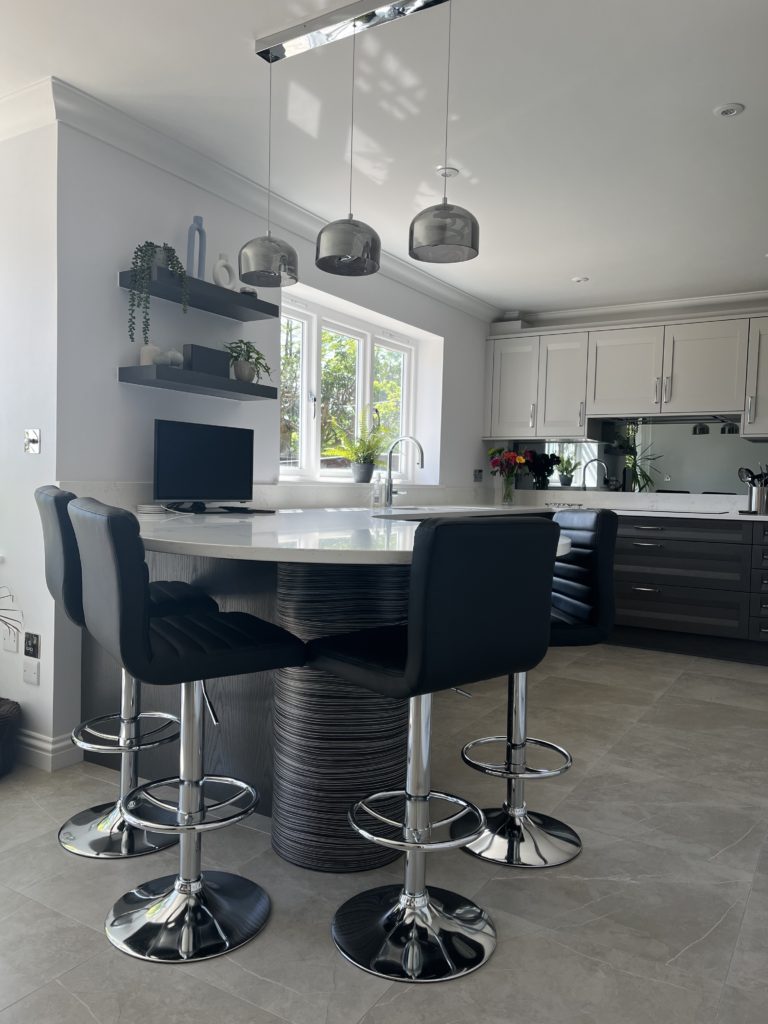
[315,214,381,276]
[239,231,298,288]
[409,197,479,263]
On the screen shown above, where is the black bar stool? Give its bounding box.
[308,516,560,982]
[458,508,618,868]
[69,498,305,962]
[35,485,217,859]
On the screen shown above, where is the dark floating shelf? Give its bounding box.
[118,266,280,322]
[118,365,278,402]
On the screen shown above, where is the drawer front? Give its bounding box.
[749,618,768,642]
[753,522,768,546]
[618,517,752,545]
[616,581,749,638]
[751,569,768,594]
[751,545,768,569]
[615,538,751,591]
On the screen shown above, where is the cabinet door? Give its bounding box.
[661,320,748,414]
[489,337,540,439]
[536,333,589,438]
[743,318,768,436]
[586,327,664,416]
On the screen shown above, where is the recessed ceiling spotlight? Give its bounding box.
[713,102,745,118]
[571,276,590,283]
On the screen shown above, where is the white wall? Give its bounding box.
[0,124,79,764]
[56,125,281,486]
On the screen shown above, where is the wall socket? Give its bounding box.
[2,629,19,654]
[24,632,40,658]
[23,659,40,686]
[473,469,483,483]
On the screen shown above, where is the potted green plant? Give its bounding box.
[607,424,663,492]
[324,411,389,483]
[128,241,188,350]
[557,453,581,487]
[223,340,273,384]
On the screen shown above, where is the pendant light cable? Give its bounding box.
[442,0,452,202]
[266,60,273,234]
[349,22,357,216]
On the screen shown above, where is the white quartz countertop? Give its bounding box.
[138,505,570,564]
[612,509,762,521]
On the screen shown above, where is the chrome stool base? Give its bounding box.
[106,871,271,962]
[332,884,496,983]
[460,807,582,868]
[58,800,178,859]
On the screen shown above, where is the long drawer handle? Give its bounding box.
[634,525,664,531]
[632,586,661,593]
[761,627,768,634]
[633,541,663,547]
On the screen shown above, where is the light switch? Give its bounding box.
[23,429,41,454]
[23,659,40,685]
[2,629,19,654]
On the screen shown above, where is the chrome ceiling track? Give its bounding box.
[255,0,449,63]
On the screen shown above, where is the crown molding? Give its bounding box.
[510,290,768,332]
[0,76,498,323]
[0,78,56,144]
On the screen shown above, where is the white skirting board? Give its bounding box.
[17,728,82,772]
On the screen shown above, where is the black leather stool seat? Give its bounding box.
[550,509,618,647]
[148,581,217,618]
[310,625,409,696]
[145,612,305,685]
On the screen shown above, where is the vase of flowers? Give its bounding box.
[523,450,561,489]
[489,448,527,504]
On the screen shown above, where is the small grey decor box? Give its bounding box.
[183,344,230,378]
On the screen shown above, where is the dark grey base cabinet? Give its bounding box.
[614,516,755,640]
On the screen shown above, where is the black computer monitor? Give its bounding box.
[153,419,254,505]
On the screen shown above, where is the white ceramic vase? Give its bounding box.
[213,253,237,289]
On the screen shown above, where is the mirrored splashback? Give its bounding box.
[632,421,768,495]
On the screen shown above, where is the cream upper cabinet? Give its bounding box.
[489,337,540,438]
[743,318,768,436]
[536,332,589,438]
[586,327,665,416]
[661,320,748,415]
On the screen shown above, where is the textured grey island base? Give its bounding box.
[1,643,767,1023]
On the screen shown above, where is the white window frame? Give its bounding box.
[280,296,417,482]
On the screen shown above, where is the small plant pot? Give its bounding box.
[233,360,257,383]
[558,474,573,487]
[351,462,375,484]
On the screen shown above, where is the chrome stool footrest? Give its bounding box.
[72,711,180,754]
[122,775,258,834]
[349,789,485,852]
[461,734,573,780]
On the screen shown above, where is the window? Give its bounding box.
[545,441,599,488]
[280,297,415,480]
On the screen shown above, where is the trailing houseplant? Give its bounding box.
[128,241,188,346]
[223,340,272,384]
[488,447,528,504]
[325,409,390,482]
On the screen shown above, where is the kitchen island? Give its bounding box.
[125,506,568,871]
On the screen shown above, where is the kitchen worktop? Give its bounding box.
[138,504,562,564]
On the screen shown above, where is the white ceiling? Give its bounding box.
[2,0,768,313]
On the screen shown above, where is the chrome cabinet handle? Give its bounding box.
[578,401,585,428]
[761,627,768,634]
[633,541,663,547]
[747,394,755,424]
[653,377,661,404]
[663,376,672,403]
[529,402,536,429]
[634,525,663,531]
[632,586,660,593]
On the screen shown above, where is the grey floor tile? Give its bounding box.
[716,982,768,1023]
[724,888,768,993]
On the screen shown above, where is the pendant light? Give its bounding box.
[239,60,299,288]
[409,0,479,263]
[315,23,381,276]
